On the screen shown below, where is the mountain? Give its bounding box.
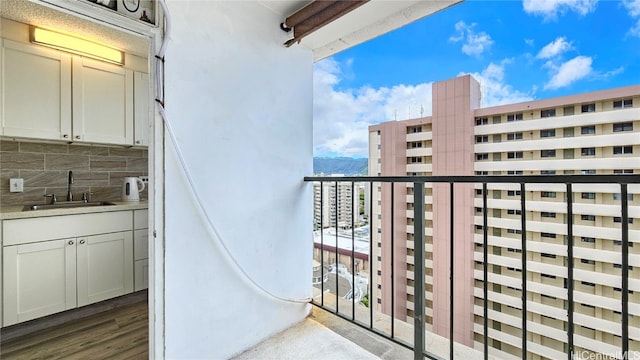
[313,157,368,175]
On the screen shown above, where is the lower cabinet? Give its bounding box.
[2,211,136,327]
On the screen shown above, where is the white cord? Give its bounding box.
[154,0,310,305]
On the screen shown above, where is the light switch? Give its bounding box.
[9,178,24,193]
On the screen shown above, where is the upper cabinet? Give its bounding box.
[1,40,72,140]
[134,71,150,146]
[72,56,134,144]
[0,38,148,147]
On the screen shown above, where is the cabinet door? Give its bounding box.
[134,259,149,291]
[3,239,77,326]
[72,57,133,145]
[134,72,150,146]
[1,40,72,140]
[76,231,133,307]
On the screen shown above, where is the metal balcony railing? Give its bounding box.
[305,174,640,360]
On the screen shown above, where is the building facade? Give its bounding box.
[369,75,640,359]
[313,180,364,229]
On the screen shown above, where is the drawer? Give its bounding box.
[3,211,133,246]
[134,209,148,230]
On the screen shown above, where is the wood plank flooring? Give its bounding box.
[0,299,148,360]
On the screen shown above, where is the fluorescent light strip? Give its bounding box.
[31,27,123,65]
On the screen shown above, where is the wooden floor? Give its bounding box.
[0,299,148,360]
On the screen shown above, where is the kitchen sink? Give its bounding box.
[22,201,116,211]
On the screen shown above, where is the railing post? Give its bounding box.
[621,183,629,357]
[413,182,425,360]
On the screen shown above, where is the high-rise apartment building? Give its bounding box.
[313,180,363,229]
[369,75,639,359]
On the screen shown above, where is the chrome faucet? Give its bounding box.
[67,170,73,201]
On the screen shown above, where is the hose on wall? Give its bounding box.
[154,0,311,305]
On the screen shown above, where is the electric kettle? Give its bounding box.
[122,177,145,202]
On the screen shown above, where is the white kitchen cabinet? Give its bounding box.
[77,231,133,307]
[134,71,150,146]
[3,238,77,325]
[133,209,149,291]
[2,211,135,326]
[72,56,134,144]
[0,39,72,140]
[1,39,137,146]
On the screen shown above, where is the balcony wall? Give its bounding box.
[163,2,312,358]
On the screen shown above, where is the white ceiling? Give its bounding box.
[1,0,462,61]
[260,0,463,61]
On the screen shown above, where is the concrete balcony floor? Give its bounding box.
[233,306,412,360]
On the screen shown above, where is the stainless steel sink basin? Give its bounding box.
[22,201,116,211]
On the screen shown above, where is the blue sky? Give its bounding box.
[313,0,640,158]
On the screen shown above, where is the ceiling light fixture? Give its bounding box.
[30,26,124,65]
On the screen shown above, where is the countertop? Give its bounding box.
[0,201,148,220]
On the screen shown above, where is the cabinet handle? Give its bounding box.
[79,239,86,244]
[68,240,74,245]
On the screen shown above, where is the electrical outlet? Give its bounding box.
[139,176,149,184]
[9,178,24,193]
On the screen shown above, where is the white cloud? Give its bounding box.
[525,38,535,47]
[544,56,593,89]
[449,21,494,57]
[523,0,598,19]
[313,58,432,157]
[623,0,640,36]
[536,37,573,59]
[462,61,535,107]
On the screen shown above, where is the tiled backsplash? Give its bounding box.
[0,140,148,207]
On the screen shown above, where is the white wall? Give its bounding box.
[163,1,313,358]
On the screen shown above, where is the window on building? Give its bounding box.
[476,189,483,195]
[613,217,634,224]
[540,129,556,137]
[508,190,521,196]
[493,116,502,124]
[564,106,575,116]
[541,233,557,238]
[581,169,596,175]
[507,209,522,215]
[563,127,574,137]
[541,212,556,218]
[614,99,633,109]
[560,149,573,159]
[507,228,522,234]
[493,153,502,161]
[581,126,595,135]
[541,170,556,175]
[475,117,488,126]
[507,132,523,140]
[581,237,596,243]
[476,153,489,161]
[410,141,422,148]
[581,214,596,221]
[581,281,595,287]
[541,109,556,117]
[476,171,489,176]
[541,149,556,157]
[409,126,422,133]
[493,134,502,143]
[581,103,596,113]
[410,156,423,163]
[541,252,556,258]
[613,122,633,132]
[476,135,488,143]
[541,273,556,279]
[613,193,634,201]
[613,146,633,155]
[507,113,523,121]
[581,192,596,199]
[507,151,523,159]
[614,240,634,247]
[614,169,634,174]
[614,263,634,269]
[581,259,595,265]
[541,191,556,198]
[581,147,596,156]
[507,170,524,175]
